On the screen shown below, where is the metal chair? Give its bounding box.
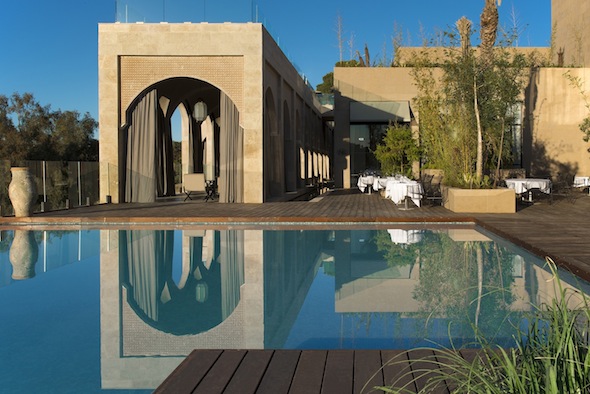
[421,176,444,206]
[550,180,577,205]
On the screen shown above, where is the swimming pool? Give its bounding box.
[0,224,587,392]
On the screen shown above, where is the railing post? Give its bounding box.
[78,161,82,206]
[42,160,47,203]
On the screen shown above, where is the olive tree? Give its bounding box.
[412,1,528,188]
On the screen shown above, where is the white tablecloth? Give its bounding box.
[505,178,551,194]
[574,176,590,187]
[385,179,423,207]
[387,229,422,244]
[358,175,410,193]
[357,175,376,193]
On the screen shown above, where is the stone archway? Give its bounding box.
[120,77,221,202]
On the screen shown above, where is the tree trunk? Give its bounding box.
[474,76,483,181]
[475,243,483,328]
[494,118,505,187]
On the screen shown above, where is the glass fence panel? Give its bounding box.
[1,161,101,216]
[0,161,11,216]
[115,0,257,24]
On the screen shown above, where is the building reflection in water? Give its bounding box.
[94,226,589,389]
[120,229,244,335]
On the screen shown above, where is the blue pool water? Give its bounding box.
[0,225,587,393]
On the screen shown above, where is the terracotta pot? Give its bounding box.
[9,230,38,280]
[8,167,37,217]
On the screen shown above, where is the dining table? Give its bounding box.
[505,178,551,202]
[387,229,422,245]
[357,175,376,193]
[384,176,423,207]
[574,176,590,194]
[357,175,423,207]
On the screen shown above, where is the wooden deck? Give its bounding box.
[154,348,482,394]
[3,188,590,393]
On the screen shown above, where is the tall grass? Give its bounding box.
[376,258,590,394]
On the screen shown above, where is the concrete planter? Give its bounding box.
[443,187,516,213]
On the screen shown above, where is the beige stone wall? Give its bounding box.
[262,30,324,200]
[334,66,590,188]
[119,56,244,116]
[333,67,421,188]
[98,22,264,203]
[552,0,590,66]
[526,68,590,177]
[99,23,323,203]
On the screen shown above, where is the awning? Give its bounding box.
[349,101,411,123]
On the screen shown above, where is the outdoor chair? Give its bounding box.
[550,180,577,205]
[205,178,219,201]
[183,173,206,201]
[421,176,444,206]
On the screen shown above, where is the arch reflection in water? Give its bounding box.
[120,229,244,335]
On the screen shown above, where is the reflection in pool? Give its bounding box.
[0,225,587,392]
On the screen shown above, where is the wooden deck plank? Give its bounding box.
[353,350,384,394]
[408,348,449,394]
[255,349,301,394]
[222,349,274,394]
[322,350,355,394]
[289,350,328,394]
[153,349,222,394]
[381,350,416,393]
[192,349,247,394]
[156,349,513,394]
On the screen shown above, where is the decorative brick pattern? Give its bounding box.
[120,56,244,116]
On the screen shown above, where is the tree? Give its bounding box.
[7,92,53,162]
[374,123,421,177]
[51,110,98,161]
[0,92,98,164]
[335,13,344,63]
[412,2,527,188]
[564,71,590,153]
[316,72,334,93]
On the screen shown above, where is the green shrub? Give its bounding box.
[376,258,590,393]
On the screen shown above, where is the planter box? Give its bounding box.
[443,187,516,213]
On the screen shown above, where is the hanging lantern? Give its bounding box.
[193,100,207,122]
[195,282,208,303]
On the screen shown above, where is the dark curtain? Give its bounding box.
[122,229,174,322]
[125,89,158,202]
[219,230,245,318]
[219,92,244,203]
[156,107,175,197]
[124,88,175,202]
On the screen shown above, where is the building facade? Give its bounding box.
[332,2,590,189]
[98,23,332,204]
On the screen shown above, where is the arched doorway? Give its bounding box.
[283,101,297,192]
[120,77,243,203]
[264,87,282,200]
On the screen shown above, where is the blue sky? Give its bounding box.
[1,0,551,124]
